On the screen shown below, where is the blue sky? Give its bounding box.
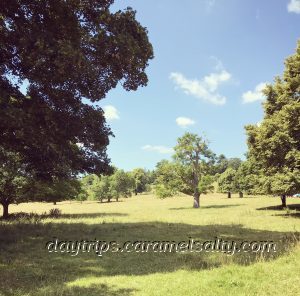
[96,0,300,171]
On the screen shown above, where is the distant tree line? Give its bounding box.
[79,168,154,203]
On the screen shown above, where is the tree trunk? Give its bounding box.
[239,191,243,198]
[2,202,9,219]
[227,192,231,198]
[281,195,287,207]
[193,192,200,208]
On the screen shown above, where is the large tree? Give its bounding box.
[174,132,214,208]
[0,0,153,180]
[245,40,300,207]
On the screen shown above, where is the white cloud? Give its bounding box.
[242,82,267,104]
[103,105,119,121]
[142,145,173,154]
[206,0,216,11]
[288,0,300,13]
[170,69,231,106]
[176,117,195,128]
[210,56,224,71]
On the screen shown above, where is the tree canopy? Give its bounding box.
[0,0,153,180]
[245,40,300,206]
[173,132,214,208]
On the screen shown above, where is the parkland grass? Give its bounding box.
[0,193,300,296]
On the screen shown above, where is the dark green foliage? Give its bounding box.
[33,178,82,205]
[212,155,242,175]
[245,40,300,206]
[0,0,153,180]
[0,147,33,218]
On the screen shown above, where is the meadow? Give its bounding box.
[0,194,300,296]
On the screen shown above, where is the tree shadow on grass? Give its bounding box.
[257,203,300,219]
[0,212,128,222]
[58,213,128,219]
[169,204,244,210]
[257,204,300,211]
[0,221,298,295]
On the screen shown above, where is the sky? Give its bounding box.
[96,0,300,171]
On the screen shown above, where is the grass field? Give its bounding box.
[0,193,300,296]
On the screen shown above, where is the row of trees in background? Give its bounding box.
[79,168,153,202]
[75,134,248,209]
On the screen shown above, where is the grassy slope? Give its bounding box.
[0,194,299,296]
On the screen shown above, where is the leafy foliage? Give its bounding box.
[0,147,32,218]
[154,160,181,198]
[0,0,153,180]
[245,40,300,205]
[198,175,214,195]
[217,168,237,196]
[173,132,214,207]
[130,168,152,194]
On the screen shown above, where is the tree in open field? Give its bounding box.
[0,1,153,216]
[245,40,300,207]
[217,167,237,198]
[111,170,135,200]
[174,132,214,208]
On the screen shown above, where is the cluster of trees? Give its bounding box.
[217,161,262,198]
[79,168,153,202]
[154,41,300,208]
[0,1,153,218]
[152,133,244,207]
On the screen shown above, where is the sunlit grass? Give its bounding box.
[1,193,299,295]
